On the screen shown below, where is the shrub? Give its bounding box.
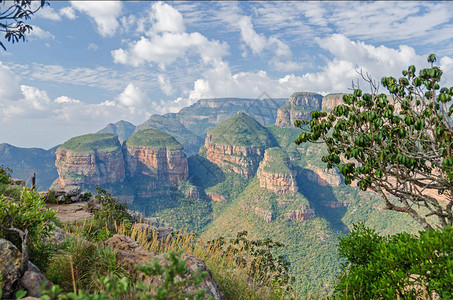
[43,250,209,300]
[0,165,11,185]
[334,223,453,299]
[0,187,57,268]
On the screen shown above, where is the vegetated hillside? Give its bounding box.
[0,143,58,190]
[97,120,136,143]
[135,114,204,156]
[59,132,121,153]
[175,97,287,136]
[146,118,422,296]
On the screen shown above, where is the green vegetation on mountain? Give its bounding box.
[125,128,182,150]
[97,120,136,142]
[261,147,292,174]
[207,112,277,148]
[59,133,121,153]
[136,114,204,155]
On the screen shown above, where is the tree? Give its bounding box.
[0,0,47,50]
[295,54,453,230]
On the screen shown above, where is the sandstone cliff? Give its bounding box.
[305,163,342,187]
[322,93,345,110]
[55,133,125,188]
[123,129,188,183]
[204,112,277,178]
[285,207,315,221]
[257,148,297,194]
[275,92,323,127]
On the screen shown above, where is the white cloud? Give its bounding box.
[150,2,185,33]
[28,26,55,40]
[54,96,80,104]
[112,32,228,67]
[87,43,98,51]
[157,74,174,95]
[118,83,149,107]
[35,5,61,21]
[0,63,21,101]
[59,6,77,20]
[70,1,122,37]
[180,35,453,105]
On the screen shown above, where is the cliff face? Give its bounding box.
[204,112,277,178]
[205,142,265,178]
[123,145,188,183]
[285,207,315,221]
[322,94,345,111]
[257,148,297,194]
[55,147,125,188]
[123,129,188,183]
[305,164,342,187]
[275,92,323,127]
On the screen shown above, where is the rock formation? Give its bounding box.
[205,112,277,178]
[123,129,188,183]
[54,133,125,189]
[275,92,323,127]
[305,164,342,187]
[257,148,298,194]
[322,93,346,110]
[286,207,316,221]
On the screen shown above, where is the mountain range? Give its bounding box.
[0,93,421,294]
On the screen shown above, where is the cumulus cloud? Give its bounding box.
[180,34,453,104]
[112,2,228,67]
[28,26,55,40]
[150,2,185,33]
[54,96,80,104]
[70,1,122,37]
[59,6,77,20]
[118,83,149,107]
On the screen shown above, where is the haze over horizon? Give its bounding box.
[1,1,453,149]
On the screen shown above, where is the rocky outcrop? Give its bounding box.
[123,145,188,183]
[254,207,274,223]
[306,164,342,187]
[286,207,315,221]
[187,186,200,199]
[322,93,345,110]
[257,148,297,194]
[206,192,225,202]
[205,112,276,178]
[54,133,125,189]
[123,129,188,183]
[104,235,222,299]
[275,92,323,127]
[205,143,265,178]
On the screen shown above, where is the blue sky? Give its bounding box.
[1,1,453,149]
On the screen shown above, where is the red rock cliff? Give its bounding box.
[55,148,125,188]
[257,149,298,194]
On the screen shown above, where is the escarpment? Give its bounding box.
[257,148,298,194]
[275,92,323,127]
[123,129,188,183]
[55,133,125,188]
[204,112,277,178]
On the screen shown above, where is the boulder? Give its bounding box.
[0,238,22,298]
[19,262,51,297]
[104,235,222,299]
[41,226,71,247]
[64,186,81,197]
